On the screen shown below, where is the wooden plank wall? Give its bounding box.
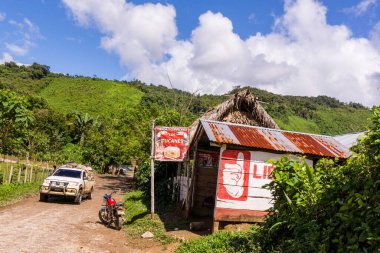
[192,151,219,217]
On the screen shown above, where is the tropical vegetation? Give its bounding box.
[0,62,371,171]
[1,61,379,252]
[176,107,380,252]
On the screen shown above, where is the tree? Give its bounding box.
[73,112,97,145]
[28,63,50,79]
[0,90,34,155]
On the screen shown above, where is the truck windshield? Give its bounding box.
[53,169,81,179]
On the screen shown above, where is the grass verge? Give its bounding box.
[0,182,40,207]
[175,229,261,253]
[124,190,179,244]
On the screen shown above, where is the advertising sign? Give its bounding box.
[216,149,274,210]
[154,127,189,161]
[214,149,313,222]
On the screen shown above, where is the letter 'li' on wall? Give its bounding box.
[214,149,312,221]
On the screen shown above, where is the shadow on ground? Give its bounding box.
[98,175,134,193]
[122,178,211,237]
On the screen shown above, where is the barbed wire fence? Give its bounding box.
[0,154,53,185]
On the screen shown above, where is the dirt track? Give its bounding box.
[0,175,171,253]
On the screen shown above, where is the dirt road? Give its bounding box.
[0,175,172,253]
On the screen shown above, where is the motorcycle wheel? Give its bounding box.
[98,208,109,225]
[114,215,122,230]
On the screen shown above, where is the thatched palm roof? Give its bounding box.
[190,89,279,139]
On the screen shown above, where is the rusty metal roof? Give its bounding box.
[201,120,350,158]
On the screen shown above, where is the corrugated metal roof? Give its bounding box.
[201,120,350,158]
[334,132,365,148]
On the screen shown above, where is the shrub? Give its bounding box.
[176,229,261,253]
[262,107,380,252]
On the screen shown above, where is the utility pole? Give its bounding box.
[150,120,156,219]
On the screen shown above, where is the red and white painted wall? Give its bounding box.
[214,147,312,221]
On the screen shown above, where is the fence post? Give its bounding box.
[45,162,49,181]
[4,162,8,184]
[17,166,22,183]
[8,165,14,184]
[0,163,3,184]
[30,165,33,182]
[34,169,38,182]
[24,166,28,184]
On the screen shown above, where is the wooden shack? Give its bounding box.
[185,90,279,218]
[183,90,350,232]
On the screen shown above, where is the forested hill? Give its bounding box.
[0,62,372,167]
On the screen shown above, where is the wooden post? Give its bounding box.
[17,166,22,183]
[8,165,13,184]
[34,169,38,182]
[150,120,156,220]
[190,143,198,211]
[184,159,192,216]
[29,165,33,182]
[24,166,28,183]
[186,160,190,200]
[176,163,181,202]
[212,144,226,234]
[4,164,7,184]
[212,221,220,233]
[0,163,2,184]
[181,161,189,211]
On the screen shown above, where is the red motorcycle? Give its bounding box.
[98,190,125,230]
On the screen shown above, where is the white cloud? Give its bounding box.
[0,53,14,63]
[9,19,23,28]
[63,0,176,70]
[63,0,380,106]
[0,12,6,21]
[3,17,42,58]
[24,18,42,38]
[370,21,380,52]
[343,0,377,16]
[5,43,29,56]
[0,51,27,66]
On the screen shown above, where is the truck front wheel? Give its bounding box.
[40,193,48,202]
[74,189,83,204]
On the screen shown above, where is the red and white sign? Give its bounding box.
[214,149,313,221]
[154,127,189,161]
[216,149,275,212]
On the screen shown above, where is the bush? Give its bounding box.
[176,229,261,253]
[261,107,380,252]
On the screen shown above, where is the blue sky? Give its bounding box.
[0,0,379,106]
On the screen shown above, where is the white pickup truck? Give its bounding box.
[39,166,95,204]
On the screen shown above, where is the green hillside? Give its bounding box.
[0,62,373,169]
[234,87,372,135]
[39,77,143,117]
[0,62,371,136]
[267,104,371,135]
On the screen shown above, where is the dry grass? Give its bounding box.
[190,89,279,139]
